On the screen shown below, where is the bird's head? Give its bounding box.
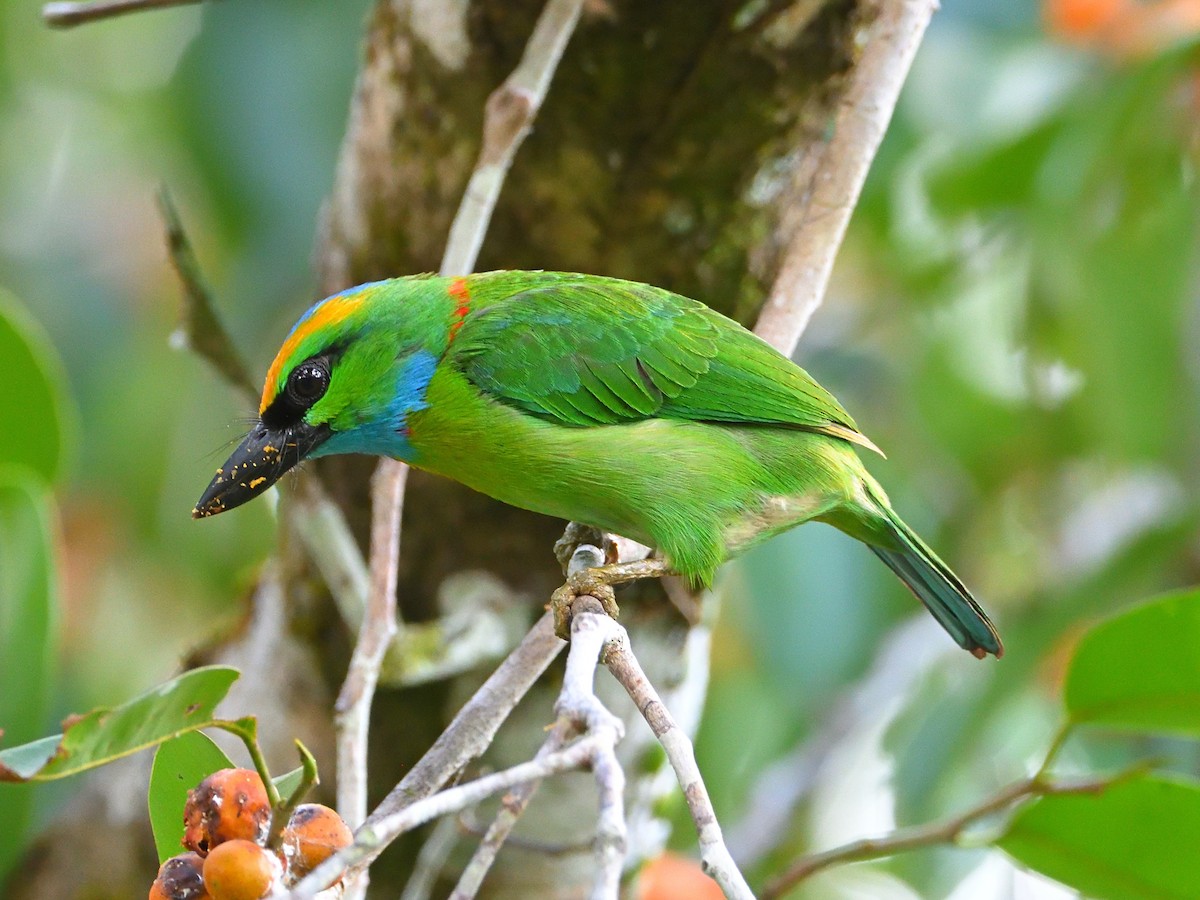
[192,279,436,518]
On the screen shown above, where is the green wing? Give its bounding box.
[449,273,880,453]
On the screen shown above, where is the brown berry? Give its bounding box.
[202,839,280,900]
[183,768,271,855]
[149,851,211,899]
[279,804,353,877]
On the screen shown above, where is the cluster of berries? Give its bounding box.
[149,768,352,899]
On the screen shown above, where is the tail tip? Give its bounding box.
[968,635,1004,660]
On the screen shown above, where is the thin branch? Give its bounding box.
[42,0,205,29]
[290,732,611,899]
[335,463,408,900]
[603,624,754,900]
[440,0,587,278]
[753,0,938,356]
[289,609,566,897]
[400,815,462,900]
[760,769,1141,899]
[448,724,571,900]
[291,595,632,900]
[365,613,564,831]
[448,545,608,900]
[157,187,256,402]
[554,598,628,900]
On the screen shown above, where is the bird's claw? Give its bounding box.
[550,571,621,641]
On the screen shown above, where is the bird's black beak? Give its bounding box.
[192,420,330,518]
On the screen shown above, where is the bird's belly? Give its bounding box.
[406,369,862,580]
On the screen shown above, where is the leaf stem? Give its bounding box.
[212,718,281,808]
[267,740,321,848]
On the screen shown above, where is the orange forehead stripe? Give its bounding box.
[260,293,365,413]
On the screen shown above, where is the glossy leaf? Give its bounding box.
[273,766,305,803]
[0,666,239,781]
[0,289,71,482]
[1000,774,1200,899]
[1065,588,1200,735]
[0,470,58,882]
[149,731,234,862]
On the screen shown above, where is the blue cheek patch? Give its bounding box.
[392,350,438,420]
[313,350,438,461]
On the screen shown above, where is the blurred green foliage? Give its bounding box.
[0,275,71,886]
[0,0,1197,896]
[0,469,58,883]
[0,291,72,481]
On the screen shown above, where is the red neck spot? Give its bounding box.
[447,277,471,343]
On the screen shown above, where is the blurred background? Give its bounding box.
[1,0,1198,896]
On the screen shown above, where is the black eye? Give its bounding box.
[286,361,330,407]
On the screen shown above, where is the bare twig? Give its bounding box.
[291,731,611,899]
[400,815,461,900]
[604,626,754,900]
[448,545,608,900]
[448,724,572,899]
[760,768,1142,899]
[753,0,938,356]
[366,613,564,826]
[43,0,205,29]
[335,463,408,900]
[440,0,587,277]
[286,612,564,897]
[554,597,628,900]
[157,187,256,401]
[292,594,634,900]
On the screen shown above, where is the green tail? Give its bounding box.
[868,502,1003,659]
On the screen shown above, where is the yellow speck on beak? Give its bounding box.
[249,477,267,489]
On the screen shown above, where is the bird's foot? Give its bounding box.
[550,571,621,641]
[549,556,675,640]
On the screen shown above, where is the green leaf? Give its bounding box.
[0,666,239,781]
[0,470,58,882]
[1065,588,1200,735]
[273,766,305,803]
[999,774,1200,899]
[0,288,73,482]
[149,731,234,863]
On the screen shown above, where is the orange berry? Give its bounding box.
[1043,0,1125,39]
[202,839,281,900]
[149,852,210,899]
[637,852,723,900]
[279,804,353,877]
[183,768,271,855]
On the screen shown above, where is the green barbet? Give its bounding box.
[193,271,1002,658]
